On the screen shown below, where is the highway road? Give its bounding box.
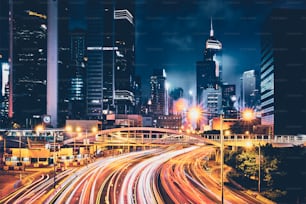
[1,145,273,204]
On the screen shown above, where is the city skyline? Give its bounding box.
[1,0,306,98]
[0,1,306,133]
[0,1,305,203]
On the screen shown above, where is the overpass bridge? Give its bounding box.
[64,127,306,148]
[1,127,306,148]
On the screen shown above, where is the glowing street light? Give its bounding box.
[246,141,261,193]
[35,125,44,133]
[187,106,204,131]
[0,135,6,165]
[242,108,255,121]
[85,126,98,166]
[36,125,56,188]
[65,125,81,160]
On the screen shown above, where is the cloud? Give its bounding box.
[165,35,193,50]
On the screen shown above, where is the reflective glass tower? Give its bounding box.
[86,1,136,119]
[150,69,167,116]
[10,1,48,127]
[196,19,223,123]
[260,9,306,135]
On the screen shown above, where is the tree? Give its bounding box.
[236,150,258,179]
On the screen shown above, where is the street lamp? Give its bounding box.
[187,106,203,131]
[36,125,56,188]
[66,125,97,166]
[85,127,97,166]
[188,106,255,204]
[246,141,261,193]
[65,125,81,161]
[187,106,225,203]
[0,135,6,166]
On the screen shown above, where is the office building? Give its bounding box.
[260,9,306,135]
[57,0,71,127]
[86,1,136,119]
[169,87,184,115]
[241,70,260,110]
[222,84,238,119]
[150,69,167,116]
[0,62,9,126]
[67,29,87,119]
[9,1,48,127]
[201,87,222,123]
[196,19,222,105]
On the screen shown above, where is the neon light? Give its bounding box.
[27,10,47,19]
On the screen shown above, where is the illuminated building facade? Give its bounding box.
[260,9,306,135]
[201,87,222,123]
[10,1,48,127]
[57,1,73,126]
[222,84,238,119]
[196,19,222,105]
[0,62,9,126]
[67,30,87,119]
[156,115,182,130]
[241,70,260,110]
[196,19,223,124]
[86,1,136,119]
[150,69,167,116]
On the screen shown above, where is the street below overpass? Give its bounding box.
[0,144,274,204]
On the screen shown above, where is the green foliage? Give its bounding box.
[236,150,257,179]
[262,189,287,201]
[225,145,306,203]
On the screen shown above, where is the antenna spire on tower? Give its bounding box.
[210,17,214,37]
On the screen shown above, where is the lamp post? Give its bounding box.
[220,113,224,204]
[0,135,6,165]
[36,125,58,188]
[187,106,255,204]
[18,131,22,181]
[53,131,56,188]
[75,127,81,160]
[258,143,261,193]
[246,140,261,193]
[65,125,78,161]
[85,127,97,166]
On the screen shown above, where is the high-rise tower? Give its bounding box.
[150,69,167,116]
[9,0,48,127]
[47,0,58,127]
[196,19,223,123]
[67,29,87,119]
[260,9,306,135]
[196,18,222,105]
[86,1,136,119]
[241,70,260,110]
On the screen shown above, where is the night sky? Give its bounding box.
[2,0,306,99]
[135,0,306,98]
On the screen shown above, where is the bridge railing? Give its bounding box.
[202,133,306,145]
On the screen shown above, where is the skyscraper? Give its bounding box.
[222,84,238,119]
[9,1,48,127]
[67,29,87,119]
[114,5,136,114]
[86,1,136,119]
[260,9,306,135]
[202,87,222,123]
[57,0,72,126]
[196,19,222,105]
[196,19,223,124]
[0,62,9,127]
[241,70,260,110]
[47,0,59,127]
[150,69,167,116]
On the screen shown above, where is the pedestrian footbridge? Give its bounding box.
[2,128,305,148]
